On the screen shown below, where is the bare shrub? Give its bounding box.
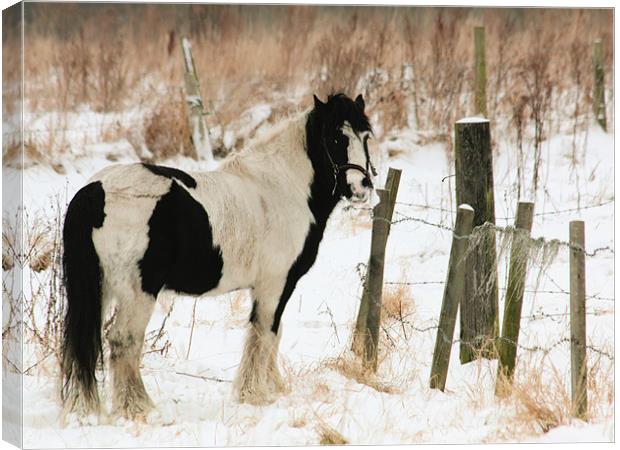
[404,10,469,143]
[144,91,194,161]
[517,54,553,196]
[93,37,130,112]
[51,29,91,111]
[486,12,519,120]
[314,13,372,97]
[19,6,614,159]
[25,215,55,273]
[20,202,66,375]
[509,92,529,199]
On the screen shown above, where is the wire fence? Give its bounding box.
[395,199,615,222]
[354,200,615,363]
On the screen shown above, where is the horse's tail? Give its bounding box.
[61,181,106,412]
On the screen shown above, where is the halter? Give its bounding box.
[322,135,378,195]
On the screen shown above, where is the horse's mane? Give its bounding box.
[220,110,309,176]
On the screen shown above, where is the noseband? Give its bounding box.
[322,136,378,195]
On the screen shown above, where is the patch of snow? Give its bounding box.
[13,105,614,447]
[456,116,490,124]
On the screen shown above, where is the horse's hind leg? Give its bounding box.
[106,287,155,420]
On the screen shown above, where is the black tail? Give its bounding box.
[61,181,106,410]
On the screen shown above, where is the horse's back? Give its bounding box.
[88,163,225,298]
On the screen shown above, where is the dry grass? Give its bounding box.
[317,423,348,445]
[324,353,398,394]
[1,202,67,377]
[144,91,194,161]
[491,351,614,441]
[15,6,612,162]
[382,283,414,321]
[500,359,571,436]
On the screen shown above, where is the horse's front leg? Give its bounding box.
[233,277,291,405]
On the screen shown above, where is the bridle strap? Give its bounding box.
[322,135,376,195]
[335,163,375,188]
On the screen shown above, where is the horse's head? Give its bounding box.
[311,93,375,203]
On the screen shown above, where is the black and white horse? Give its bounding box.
[61,93,375,420]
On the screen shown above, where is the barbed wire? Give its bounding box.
[386,317,614,361]
[389,211,614,257]
[356,202,615,362]
[382,278,614,303]
[394,198,614,221]
[385,280,445,286]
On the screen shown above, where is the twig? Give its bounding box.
[175,371,231,383]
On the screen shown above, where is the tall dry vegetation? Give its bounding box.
[10,5,613,158]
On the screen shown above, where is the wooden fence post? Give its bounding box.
[495,202,535,396]
[569,220,588,419]
[353,169,401,357]
[361,188,391,372]
[592,39,607,132]
[385,168,402,235]
[181,37,214,163]
[430,205,475,391]
[454,117,499,363]
[474,26,487,117]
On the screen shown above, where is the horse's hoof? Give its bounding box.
[113,398,154,422]
[60,410,101,427]
[236,388,279,406]
[272,375,290,394]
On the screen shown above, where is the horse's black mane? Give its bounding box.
[323,93,372,133]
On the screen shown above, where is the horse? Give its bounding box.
[60,93,376,421]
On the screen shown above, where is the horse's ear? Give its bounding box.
[355,94,365,111]
[313,94,325,110]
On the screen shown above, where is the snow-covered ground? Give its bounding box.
[5,107,614,446]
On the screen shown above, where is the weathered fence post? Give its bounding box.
[473,26,487,117]
[385,168,402,235]
[495,202,535,396]
[569,220,588,419]
[430,205,475,391]
[360,189,391,371]
[181,36,214,163]
[454,117,499,363]
[592,39,607,132]
[353,169,401,358]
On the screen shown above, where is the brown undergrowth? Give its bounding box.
[14,6,611,162]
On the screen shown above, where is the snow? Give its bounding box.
[456,116,490,124]
[7,106,614,446]
[181,38,195,73]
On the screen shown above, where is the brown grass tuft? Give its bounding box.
[317,423,348,445]
[511,365,570,434]
[144,91,194,161]
[324,354,398,394]
[382,283,414,321]
[493,357,575,440]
